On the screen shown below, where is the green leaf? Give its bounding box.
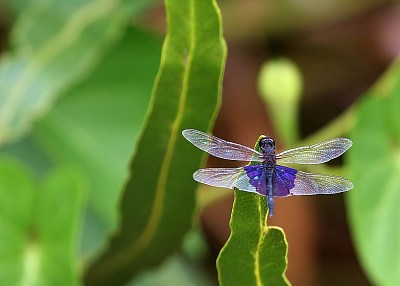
[84,0,226,284]
[33,27,161,258]
[217,137,289,286]
[347,61,400,286]
[0,158,85,285]
[0,0,154,145]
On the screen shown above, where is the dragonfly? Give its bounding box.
[182,129,354,217]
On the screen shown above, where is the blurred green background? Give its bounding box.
[1,0,399,285]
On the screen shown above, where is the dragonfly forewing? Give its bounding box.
[276,138,352,164]
[182,129,263,162]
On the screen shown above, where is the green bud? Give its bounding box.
[258,58,303,145]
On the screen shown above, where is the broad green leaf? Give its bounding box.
[0,0,155,145]
[33,28,161,258]
[84,0,226,284]
[347,61,400,286]
[217,137,289,286]
[0,158,85,285]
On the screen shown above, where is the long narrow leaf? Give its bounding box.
[84,0,226,284]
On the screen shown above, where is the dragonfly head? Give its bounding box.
[259,137,275,154]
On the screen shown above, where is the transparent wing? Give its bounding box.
[274,165,354,196]
[193,166,264,194]
[182,129,263,162]
[276,138,352,164]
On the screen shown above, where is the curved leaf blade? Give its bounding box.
[347,61,400,286]
[84,0,226,284]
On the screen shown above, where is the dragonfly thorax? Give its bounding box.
[259,137,276,154]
